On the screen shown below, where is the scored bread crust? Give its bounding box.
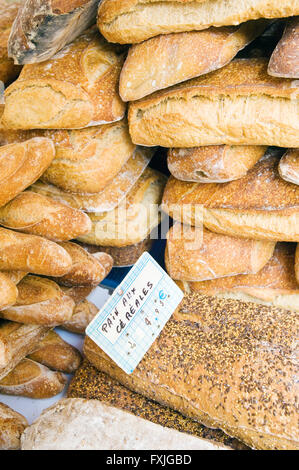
[0,0,22,84]
[268,16,299,78]
[128,58,299,148]
[98,0,299,43]
[0,272,18,311]
[279,149,299,185]
[0,402,28,450]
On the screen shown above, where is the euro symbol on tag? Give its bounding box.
[159,290,167,300]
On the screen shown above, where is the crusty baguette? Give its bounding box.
[0,402,28,450]
[0,192,92,242]
[61,285,94,303]
[279,149,299,186]
[120,20,269,101]
[162,150,299,242]
[0,137,55,207]
[1,275,75,327]
[165,224,275,282]
[68,360,247,450]
[0,0,22,84]
[0,227,72,276]
[52,242,113,287]
[268,16,299,78]
[84,293,299,450]
[295,243,299,284]
[21,398,228,450]
[62,299,98,335]
[8,0,99,64]
[3,28,126,130]
[0,358,66,398]
[30,147,154,213]
[97,0,299,44]
[2,270,27,285]
[0,272,18,311]
[177,243,299,313]
[128,58,299,148]
[168,145,266,183]
[0,321,49,380]
[28,330,81,373]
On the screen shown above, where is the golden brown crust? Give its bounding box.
[62,299,98,334]
[295,243,299,284]
[84,293,299,450]
[268,16,299,78]
[0,0,22,83]
[0,272,18,311]
[0,402,28,450]
[3,270,27,285]
[0,192,92,242]
[128,59,299,148]
[3,28,126,129]
[279,148,299,185]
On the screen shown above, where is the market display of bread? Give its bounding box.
[97,0,299,44]
[2,28,126,130]
[0,0,22,84]
[8,0,99,64]
[279,148,299,185]
[176,243,299,313]
[168,145,267,183]
[85,293,299,450]
[0,402,27,450]
[268,16,299,78]
[162,151,299,242]
[119,20,269,101]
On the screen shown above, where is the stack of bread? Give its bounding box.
[0,0,298,452]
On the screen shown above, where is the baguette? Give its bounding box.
[177,243,299,313]
[28,330,81,373]
[268,16,299,78]
[0,192,92,242]
[128,58,299,148]
[0,402,27,450]
[3,270,27,285]
[295,243,299,284]
[60,285,94,303]
[98,0,299,44]
[120,20,269,101]
[279,149,299,185]
[0,275,74,327]
[8,0,99,64]
[165,224,275,282]
[0,272,18,311]
[0,227,72,276]
[0,321,49,380]
[2,28,126,129]
[0,0,22,84]
[0,137,55,207]
[162,150,299,242]
[168,145,266,183]
[0,358,66,398]
[84,293,299,450]
[62,299,98,335]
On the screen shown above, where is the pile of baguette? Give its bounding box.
[0,0,299,452]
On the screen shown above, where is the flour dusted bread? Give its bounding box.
[21,398,228,450]
[279,149,299,185]
[268,16,299,78]
[0,275,75,327]
[0,272,18,311]
[0,0,22,84]
[128,59,299,148]
[178,243,299,313]
[168,145,266,183]
[0,192,91,241]
[120,21,269,101]
[85,293,299,450]
[165,224,275,282]
[162,150,299,242]
[0,402,27,450]
[62,299,98,335]
[2,28,126,129]
[98,0,299,44]
[0,137,55,207]
[8,0,99,64]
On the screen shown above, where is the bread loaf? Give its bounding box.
[0,275,75,327]
[168,145,266,183]
[3,28,126,129]
[120,20,269,101]
[0,137,55,207]
[295,243,299,284]
[279,149,299,185]
[165,224,275,282]
[0,227,73,276]
[0,0,22,84]
[0,358,66,398]
[84,293,299,450]
[0,321,49,380]
[268,16,299,78]
[3,270,27,285]
[60,285,94,303]
[162,150,299,242]
[0,402,27,450]
[128,59,299,148]
[0,192,92,241]
[8,0,99,64]
[97,0,299,44]
[0,272,18,311]
[62,299,98,335]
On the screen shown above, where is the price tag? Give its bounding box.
[86,252,184,374]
